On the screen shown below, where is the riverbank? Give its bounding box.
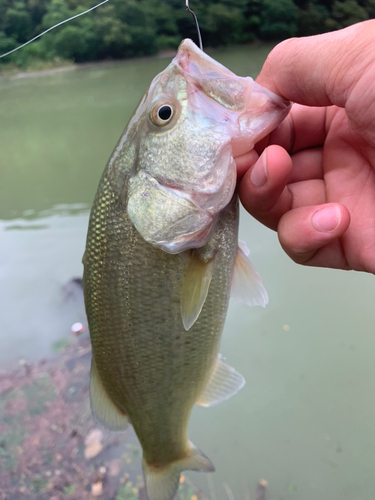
[0,54,160,82]
[0,333,202,499]
[0,331,269,500]
[0,41,269,81]
[0,50,176,81]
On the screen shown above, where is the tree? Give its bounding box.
[298,2,330,35]
[5,1,32,43]
[1,0,375,70]
[326,0,369,29]
[203,3,244,46]
[259,0,299,39]
[362,0,375,16]
[0,31,17,56]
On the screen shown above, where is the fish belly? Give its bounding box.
[84,175,238,467]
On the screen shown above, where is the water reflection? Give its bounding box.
[0,205,88,363]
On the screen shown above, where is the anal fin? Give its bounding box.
[196,354,245,407]
[90,358,129,431]
[231,241,268,307]
[181,250,215,331]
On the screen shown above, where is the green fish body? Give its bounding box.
[83,40,290,500]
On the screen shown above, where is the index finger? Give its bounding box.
[258,104,327,154]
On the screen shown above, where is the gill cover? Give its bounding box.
[126,39,291,254]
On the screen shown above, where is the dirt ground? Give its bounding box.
[0,333,268,500]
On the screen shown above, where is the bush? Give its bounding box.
[259,0,299,39]
[327,0,369,29]
[297,2,330,35]
[1,0,375,70]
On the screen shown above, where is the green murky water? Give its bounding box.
[1,44,375,499]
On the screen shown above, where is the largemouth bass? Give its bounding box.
[83,40,290,500]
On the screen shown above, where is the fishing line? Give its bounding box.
[1,0,203,61]
[185,0,203,51]
[0,0,109,60]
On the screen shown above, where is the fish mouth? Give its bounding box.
[176,39,236,81]
[127,171,218,254]
[174,39,292,157]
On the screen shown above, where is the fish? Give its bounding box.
[83,39,290,500]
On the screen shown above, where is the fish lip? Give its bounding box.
[173,39,292,158]
[175,40,291,111]
[174,39,235,80]
[230,82,292,157]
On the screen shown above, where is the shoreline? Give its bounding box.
[0,41,266,81]
[0,49,177,81]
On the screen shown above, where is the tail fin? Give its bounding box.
[143,442,214,500]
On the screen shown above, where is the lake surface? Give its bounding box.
[1,44,375,499]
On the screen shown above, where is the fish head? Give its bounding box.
[126,39,291,254]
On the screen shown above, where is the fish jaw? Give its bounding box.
[232,81,291,157]
[175,38,291,157]
[125,39,291,253]
[127,171,217,254]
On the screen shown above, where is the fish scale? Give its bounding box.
[85,169,238,465]
[83,39,290,500]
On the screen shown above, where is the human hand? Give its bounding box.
[237,20,375,273]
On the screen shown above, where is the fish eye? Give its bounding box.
[150,101,175,127]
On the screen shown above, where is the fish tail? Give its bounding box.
[142,442,214,500]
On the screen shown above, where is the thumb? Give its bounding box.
[278,203,351,269]
[256,20,375,109]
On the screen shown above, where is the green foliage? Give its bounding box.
[5,1,32,43]
[0,0,374,69]
[363,0,375,16]
[203,3,245,45]
[51,336,70,352]
[260,0,299,39]
[297,2,330,35]
[42,0,71,29]
[328,0,369,29]
[63,484,76,495]
[0,31,17,55]
[116,482,139,500]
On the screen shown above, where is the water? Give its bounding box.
[1,44,375,499]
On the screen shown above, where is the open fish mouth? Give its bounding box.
[175,39,291,157]
[127,171,220,254]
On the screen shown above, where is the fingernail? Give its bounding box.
[312,205,341,232]
[250,151,267,187]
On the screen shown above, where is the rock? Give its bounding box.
[91,481,103,496]
[84,429,103,459]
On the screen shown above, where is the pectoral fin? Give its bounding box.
[181,251,215,331]
[90,358,129,431]
[196,355,245,407]
[231,242,268,307]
